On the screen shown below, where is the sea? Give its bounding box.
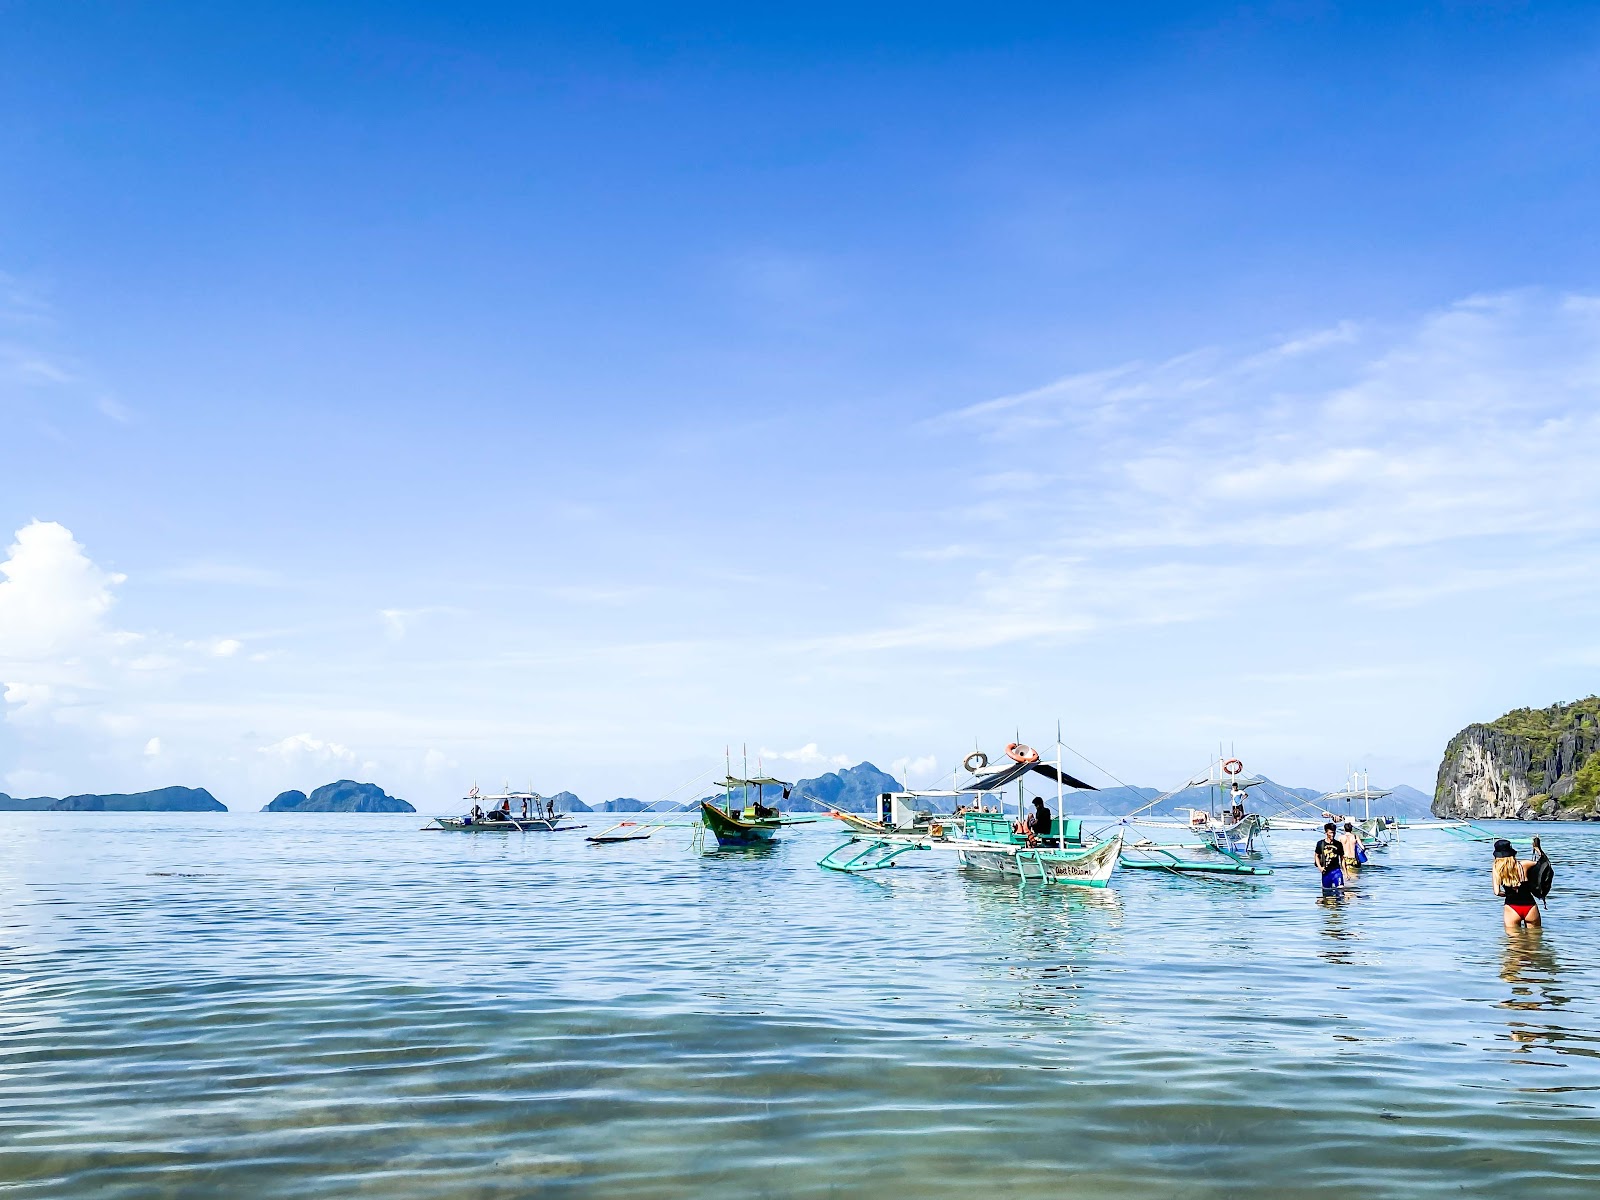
[1,812,1597,1198]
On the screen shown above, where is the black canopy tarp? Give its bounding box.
[962,760,1097,793]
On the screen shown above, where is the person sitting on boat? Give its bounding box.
[752,800,778,819]
[1019,796,1053,845]
[470,803,485,822]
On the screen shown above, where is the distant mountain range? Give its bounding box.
[0,786,226,812]
[0,768,1438,819]
[510,763,1433,818]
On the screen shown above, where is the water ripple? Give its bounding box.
[0,812,1597,1196]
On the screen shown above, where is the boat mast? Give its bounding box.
[1056,719,1065,850]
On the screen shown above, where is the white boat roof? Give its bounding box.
[1319,787,1394,801]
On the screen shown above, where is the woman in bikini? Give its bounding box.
[1492,839,1541,930]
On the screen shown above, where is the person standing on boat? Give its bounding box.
[1492,839,1542,930]
[1314,823,1345,891]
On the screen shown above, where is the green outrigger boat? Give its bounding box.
[819,744,1124,887]
[700,763,819,847]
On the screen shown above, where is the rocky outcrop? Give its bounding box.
[263,781,414,813]
[1433,698,1600,820]
[786,762,906,812]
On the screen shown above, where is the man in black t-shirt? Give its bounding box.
[1028,797,1053,842]
[1314,822,1345,890]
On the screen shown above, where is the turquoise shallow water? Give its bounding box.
[1,812,1597,1198]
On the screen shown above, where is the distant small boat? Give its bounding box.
[427,784,585,833]
[429,814,584,832]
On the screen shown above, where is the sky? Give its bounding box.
[3,2,1600,808]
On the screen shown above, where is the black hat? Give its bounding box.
[1492,839,1516,859]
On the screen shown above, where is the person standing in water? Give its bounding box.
[1492,839,1541,930]
[1314,822,1345,892]
[1339,822,1367,868]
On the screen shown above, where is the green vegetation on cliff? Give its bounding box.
[1484,694,1600,800]
[1568,750,1600,814]
[1485,696,1600,800]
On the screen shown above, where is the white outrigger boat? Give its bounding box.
[427,785,586,833]
[1132,756,1266,854]
[819,742,1124,887]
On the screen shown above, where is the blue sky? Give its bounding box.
[3,2,1599,806]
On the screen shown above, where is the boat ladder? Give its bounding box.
[1014,848,1050,888]
[817,838,925,874]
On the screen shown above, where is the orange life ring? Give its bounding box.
[1222,758,1244,776]
[1006,742,1040,765]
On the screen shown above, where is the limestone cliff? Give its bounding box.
[1432,697,1600,820]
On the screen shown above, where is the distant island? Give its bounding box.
[0,785,226,812]
[263,781,415,813]
[1433,696,1600,821]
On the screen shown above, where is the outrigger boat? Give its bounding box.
[819,742,1124,887]
[1132,756,1266,853]
[700,755,820,847]
[427,785,586,833]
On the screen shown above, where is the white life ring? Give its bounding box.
[963,751,989,772]
[1006,743,1040,765]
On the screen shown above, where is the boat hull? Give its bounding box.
[699,801,782,847]
[430,817,580,832]
[954,831,1123,887]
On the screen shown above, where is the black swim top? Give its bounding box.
[1501,868,1536,907]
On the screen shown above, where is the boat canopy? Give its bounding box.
[963,760,1097,792]
[720,775,791,789]
[1320,786,1393,802]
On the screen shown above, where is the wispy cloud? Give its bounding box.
[870,290,1600,654]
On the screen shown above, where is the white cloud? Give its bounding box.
[259,733,358,765]
[144,737,161,757]
[96,395,133,423]
[156,563,285,587]
[757,743,852,769]
[0,520,124,661]
[859,289,1600,654]
[209,638,242,658]
[378,606,462,639]
[891,754,941,786]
